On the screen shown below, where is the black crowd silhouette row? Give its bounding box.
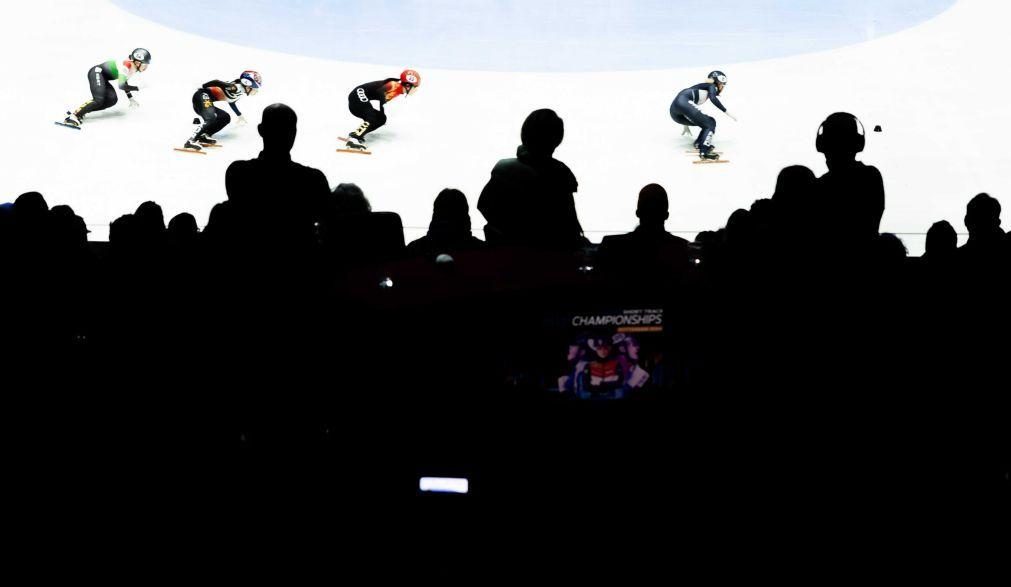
[2,104,1007,521]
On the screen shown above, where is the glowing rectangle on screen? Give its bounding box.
[419,477,469,494]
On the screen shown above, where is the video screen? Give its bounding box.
[518,307,667,399]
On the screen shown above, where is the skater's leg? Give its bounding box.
[346,99,370,141]
[185,91,224,148]
[696,118,716,151]
[346,99,385,149]
[361,109,386,137]
[348,99,385,138]
[74,68,117,118]
[677,100,716,151]
[670,100,694,127]
[203,107,231,137]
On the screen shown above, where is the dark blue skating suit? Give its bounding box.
[670,83,727,151]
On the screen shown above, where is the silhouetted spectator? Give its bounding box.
[166,212,200,271]
[406,188,485,259]
[12,191,50,251]
[693,230,719,248]
[225,103,330,256]
[748,197,777,253]
[874,232,908,270]
[132,200,168,261]
[49,205,90,252]
[322,182,405,266]
[924,220,957,267]
[959,193,1004,263]
[202,201,235,246]
[167,213,199,245]
[596,183,689,282]
[45,205,95,341]
[332,182,371,218]
[725,208,753,248]
[915,219,960,297]
[13,191,48,217]
[771,165,818,210]
[135,201,166,234]
[199,202,240,310]
[478,108,587,249]
[815,113,884,252]
[770,165,817,235]
[108,213,139,258]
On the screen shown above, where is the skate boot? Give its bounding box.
[182,140,203,152]
[63,112,81,128]
[699,145,720,161]
[346,133,368,151]
[196,134,217,146]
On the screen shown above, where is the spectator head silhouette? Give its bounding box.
[773,165,817,197]
[521,109,564,156]
[694,230,718,248]
[816,112,865,169]
[333,183,371,218]
[49,205,89,248]
[203,201,235,243]
[636,183,669,226]
[431,188,471,233]
[13,192,48,228]
[925,220,957,261]
[876,232,907,264]
[12,192,50,248]
[70,214,89,244]
[771,165,817,213]
[749,198,775,225]
[725,208,752,244]
[13,191,48,215]
[168,212,199,241]
[109,214,138,249]
[49,204,75,222]
[258,103,298,155]
[135,201,166,233]
[964,193,1002,239]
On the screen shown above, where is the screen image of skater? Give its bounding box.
[552,308,666,399]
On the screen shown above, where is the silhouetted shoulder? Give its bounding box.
[600,230,689,250]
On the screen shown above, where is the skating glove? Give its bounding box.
[128,97,140,108]
[725,112,738,122]
[681,125,692,136]
[236,115,248,126]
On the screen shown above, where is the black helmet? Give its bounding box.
[131,48,152,64]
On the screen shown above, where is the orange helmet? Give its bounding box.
[400,69,421,92]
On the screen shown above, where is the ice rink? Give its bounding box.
[1,0,1009,253]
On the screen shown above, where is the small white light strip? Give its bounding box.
[419,477,469,494]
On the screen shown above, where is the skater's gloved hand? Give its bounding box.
[236,115,248,126]
[128,97,140,108]
[681,125,692,136]
[725,112,737,122]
